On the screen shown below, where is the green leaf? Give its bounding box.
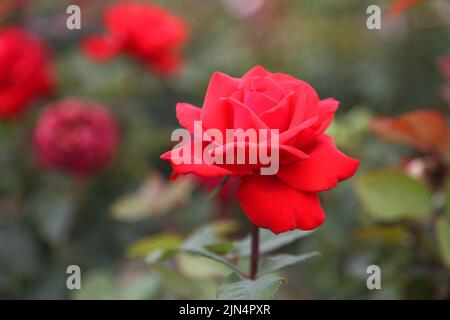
[133,225,240,274]
[127,234,183,259]
[257,252,319,277]
[355,169,432,222]
[216,272,285,300]
[209,219,240,236]
[145,250,166,264]
[181,227,246,277]
[204,242,235,255]
[436,217,450,268]
[232,229,313,257]
[176,253,230,279]
[444,177,450,218]
[182,226,218,248]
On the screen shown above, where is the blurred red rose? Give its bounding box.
[0,27,53,119]
[161,66,359,233]
[387,0,424,18]
[33,99,119,177]
[82,2,189,75]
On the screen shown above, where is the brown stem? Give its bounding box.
[249,224,259,280]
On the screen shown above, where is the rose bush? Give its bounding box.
[82,2,189,75]
[162,66,359,233]
[33,99,119,177]
[0,27,53,119]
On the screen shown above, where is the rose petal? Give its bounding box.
[278,144,310,162]
[272,73,297,82]
[259,91,295,131]
[82,36,122,61]
[176,102,201,134]
[293,98,339,147]
[277,135,359,192]
[237,174,325,233]
[278,116,318,145]
[248,76,285,95]
[201,71,240,133]
[161,147,233,177]
[242,65,271,79]
[315,98,339,132]
[242,90,278,115]
[226,97,269,131]
[288,81,320,128]
[209,141,309,166]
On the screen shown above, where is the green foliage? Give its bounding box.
[444,177,450,218]
[127,225,244,276]
[436,218,450,268]
[355,170,433,222]
[73,271,159,300]
[257,252,319,277]
[204,242,235,255]
[176,253,229,279]
[217,273,285,300]
[326,108,371,149]
[127,234,183,259]
[232,229,313,257]
[180,226,246,277]
[153,265,217,299]
[127,223,318,298]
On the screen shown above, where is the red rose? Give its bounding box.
[82,2,189,75]
[33,99,119,177]
[161,66,359,233]
[0,27,53,119]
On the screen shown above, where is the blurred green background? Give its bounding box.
[1,0,450,299]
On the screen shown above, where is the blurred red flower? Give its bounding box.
[82,2,189,75]
[161,66,359,233]
[0,27,53,119]
[33,99,119,177]
[387,0,424,18]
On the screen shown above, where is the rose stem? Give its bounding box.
[249,224,260,280]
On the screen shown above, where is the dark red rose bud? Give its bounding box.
[82,2,189,75]
[33,99,119,177]
[0,27,53,119]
